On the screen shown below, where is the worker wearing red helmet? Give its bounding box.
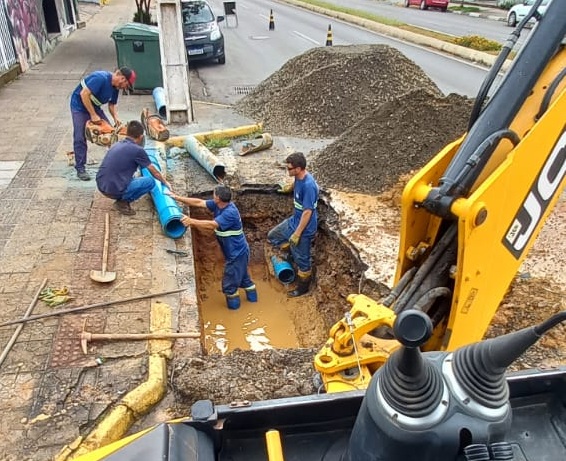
[69,67,137,181]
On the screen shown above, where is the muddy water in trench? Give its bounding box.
[199,262,303,354]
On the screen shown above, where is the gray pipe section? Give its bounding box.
[183,135,226,182]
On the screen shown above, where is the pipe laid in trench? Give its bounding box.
[142,144,186,239]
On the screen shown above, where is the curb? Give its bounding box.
[280,0,512,71]
[54,301,174,460]
[459,11,506,22]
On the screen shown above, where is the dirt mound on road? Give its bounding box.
[234,44,443,138]
[310,90,474,194]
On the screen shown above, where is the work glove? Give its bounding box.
[39,287,72,307]
[276,181,294,194]
[289,233,300,247]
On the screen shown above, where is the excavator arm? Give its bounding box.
[315,0,566,393]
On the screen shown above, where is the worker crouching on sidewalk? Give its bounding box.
[268,152,319,297]
[168,186,257,310]
[96,120,171,216]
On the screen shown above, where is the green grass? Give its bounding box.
[204,137,232,150]
[296,0,500,54]
[449,6,481,14]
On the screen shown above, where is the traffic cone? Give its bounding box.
[325,24,333,46]
[269,9,275,30]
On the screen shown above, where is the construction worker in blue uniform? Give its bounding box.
[169,186,257,310]
[268,152,319,297]
[69,67,137,181]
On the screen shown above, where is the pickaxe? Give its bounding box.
[80,330,200,354]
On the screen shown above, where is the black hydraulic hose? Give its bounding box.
[411,287,452,313]
[382,267,417,307]
[394,224,457,314]
[448,129,520,197]
[468,0,544,129]
[536,66,566,121]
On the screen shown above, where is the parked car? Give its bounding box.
[404,0,449,12]
[506,0,551,27]
[181,0,225,64]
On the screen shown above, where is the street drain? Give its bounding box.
[187,189,374,355]
[233,85,256,96]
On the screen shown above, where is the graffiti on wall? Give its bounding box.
[6,0,48,71]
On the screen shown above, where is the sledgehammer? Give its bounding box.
[80,330,200,354]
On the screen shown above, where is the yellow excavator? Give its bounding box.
[314,0,566,393]
[75,1,566,459]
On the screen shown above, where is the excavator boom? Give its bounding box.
[315,0,566,392]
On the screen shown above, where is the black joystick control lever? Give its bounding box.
[342,310,566,461]
[380,310,444,418]
[452,311,566,409]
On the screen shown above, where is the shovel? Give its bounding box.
[90,213,116,283]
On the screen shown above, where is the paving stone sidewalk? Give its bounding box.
[0,1,200,460]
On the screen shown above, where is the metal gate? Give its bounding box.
[0,0,16,72]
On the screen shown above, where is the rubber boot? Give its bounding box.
[225,293,241,310]
[288,270,312,298]
[244,285,258,302]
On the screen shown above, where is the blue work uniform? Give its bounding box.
[70,71,119,173]
[96,138,155,202]
[268,173,319,272]
[207,200,254,295]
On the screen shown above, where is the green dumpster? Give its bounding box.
[111,23,163,90]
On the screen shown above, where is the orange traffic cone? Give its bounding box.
[269,9,275,30]
[325,24,333,46]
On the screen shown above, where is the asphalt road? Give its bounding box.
[195,0,497,103]
[321,0,520,44]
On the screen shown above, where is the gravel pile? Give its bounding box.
[234,45,443,138]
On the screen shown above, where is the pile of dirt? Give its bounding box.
[172,348,318,406]
[310,90,474,194]
[234,45,442,138]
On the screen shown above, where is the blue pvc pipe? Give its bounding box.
[152,87,167,119]
[271,256,295,284]
[141,145,186,239]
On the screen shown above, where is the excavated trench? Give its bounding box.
[187,189,388,356]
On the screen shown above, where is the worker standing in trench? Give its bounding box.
[168,186,257,310]
[269,152,319,297]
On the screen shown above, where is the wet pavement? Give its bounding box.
[0,0,528,460]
